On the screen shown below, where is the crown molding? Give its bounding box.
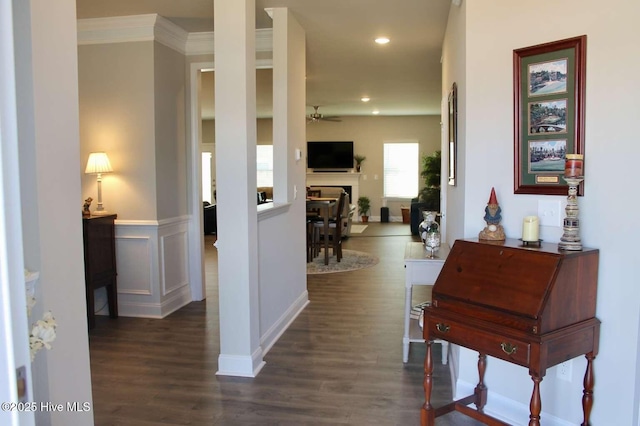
[78,14,188,54]
[255,29,272,52]
[154,15,189,54]
[77,14,158,45]
[78,14,273,59]
[185,32,214,56]
[185,28,272,56]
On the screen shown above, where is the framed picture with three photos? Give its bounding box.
[513,35,586,195]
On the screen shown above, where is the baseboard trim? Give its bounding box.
[116,283,191,319]
[217,347,266,378]
[159,285,191,317]
[117,301,164,319]
[455,380,574,426]
[260,291,310,355]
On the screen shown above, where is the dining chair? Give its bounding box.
[306,189,323,220]
[310,191,346,262]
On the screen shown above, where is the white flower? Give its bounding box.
[42,311,55,324]
[29,311,57,361]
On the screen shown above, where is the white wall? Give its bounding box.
[78,42,157,220]
[29,1,94,424]
[258,7,309,353]
[214,0,264,377]
[441,3,466,246]
[2,0,34,424]
[443,1,640,424]
[154,42,187,220]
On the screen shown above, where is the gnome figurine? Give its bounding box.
[479,187,506,241]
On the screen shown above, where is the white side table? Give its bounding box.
[403,242,450,364]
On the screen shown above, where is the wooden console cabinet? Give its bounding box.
[421,238,600,426]
[82,214,118,329]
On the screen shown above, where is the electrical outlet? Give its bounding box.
[557,360,572,382]
[538,200,562,227]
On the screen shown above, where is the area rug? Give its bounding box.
[350,224,368,234]
[307,249,379,274]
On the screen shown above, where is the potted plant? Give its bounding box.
[357,196,371,223]
[418,150,441,210]
[353,154,366,172]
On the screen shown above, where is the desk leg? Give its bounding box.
[86,287,95,330]
[475,353,487,411]
[402,285,412,363]
[581,352,595,426]
[528,376,542,426]
[107,278,118,318]
[421,341,434,426]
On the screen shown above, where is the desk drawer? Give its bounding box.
[426,316,531,367]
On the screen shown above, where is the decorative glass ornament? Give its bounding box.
[418,211,441,258]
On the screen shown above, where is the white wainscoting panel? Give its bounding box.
[160,228,189,296]
[116,236,153,295]
[115,216,192,318]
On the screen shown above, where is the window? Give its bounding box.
[383,142,419,198]
[201,152,214,203]
[256,145,273,187]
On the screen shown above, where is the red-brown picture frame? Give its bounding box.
[513,35,586,195]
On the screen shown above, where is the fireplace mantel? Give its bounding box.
[306,172,361,216]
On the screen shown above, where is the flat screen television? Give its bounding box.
[307,141,354,170]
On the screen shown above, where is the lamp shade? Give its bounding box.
[85,152,113,174]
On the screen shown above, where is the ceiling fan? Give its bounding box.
[307,105,342,123]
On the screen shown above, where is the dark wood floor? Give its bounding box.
[89,222,480,425]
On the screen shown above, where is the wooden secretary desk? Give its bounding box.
[421,239,600,426]
[82,214,118,329]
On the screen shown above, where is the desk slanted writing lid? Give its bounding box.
[431,238,598,334]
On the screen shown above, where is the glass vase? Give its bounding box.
[418,211,441,258]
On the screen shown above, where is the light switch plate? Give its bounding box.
[538,200,562,227]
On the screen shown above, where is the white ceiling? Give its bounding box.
[76,0,452,118]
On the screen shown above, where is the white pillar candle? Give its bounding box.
[522,216,540,241]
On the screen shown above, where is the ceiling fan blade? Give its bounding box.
[306,105,341,122]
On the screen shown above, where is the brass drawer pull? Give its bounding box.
[436,323,450,333]
[501,342,517,355]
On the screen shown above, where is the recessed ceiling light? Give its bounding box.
[374,37,390,45]
[361,97,370,102]
[372,110,380,115]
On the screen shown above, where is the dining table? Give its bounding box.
[306,197,337,265]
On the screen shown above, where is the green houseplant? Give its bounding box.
[357,196,371,223]
[418,150,441,211]
[353,154,366,172]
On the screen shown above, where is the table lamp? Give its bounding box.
[85,152,113,215]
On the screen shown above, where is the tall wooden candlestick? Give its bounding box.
[558,177,584,251]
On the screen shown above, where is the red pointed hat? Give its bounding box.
[488,187,498,205]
